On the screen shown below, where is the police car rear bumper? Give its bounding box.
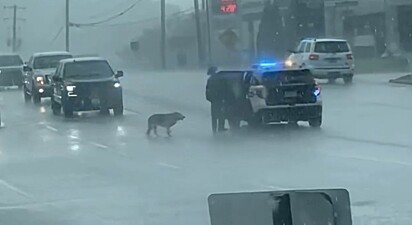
[310,67,354,79]
[257,104,322,123]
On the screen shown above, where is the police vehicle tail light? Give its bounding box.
[309,54,319,60]
[66,85,76,92]
[346,54,353,60]
[314,84,321,96]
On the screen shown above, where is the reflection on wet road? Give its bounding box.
[0,72,412,225]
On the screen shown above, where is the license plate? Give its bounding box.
[328,72,340,77]
[284,91,297,98]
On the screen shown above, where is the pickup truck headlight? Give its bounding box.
[114,83,121,88]
[66,85,76,92]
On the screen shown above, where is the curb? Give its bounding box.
[389,74,412,85]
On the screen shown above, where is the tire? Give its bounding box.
[113,105,124,116]
[100,108,110,116]
[24,88,31,103]
[343,75,353,84]
[63,101,74,118]
[51,98,61,115]
[32,92,41,104]
[309,117,322,128]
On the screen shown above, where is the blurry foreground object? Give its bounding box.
[208,189,352,225]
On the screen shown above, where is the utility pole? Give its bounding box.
[194,0,204,67]
[160,0,166,69]
[205,0,213,65]
[65,0,70,51]
[201,0,206,10]
[3,5,25,52]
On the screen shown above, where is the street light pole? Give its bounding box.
[160,0,166,69]
[65,0,70,51]
[194,0,204,67]
[205,0,212,65]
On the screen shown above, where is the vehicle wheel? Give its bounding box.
[309,117,322,128]
[343,75,353,84]
[24,88,31,103]
[32,92,41,104]
[51,99,61,115]
[63,102,74,118]
[100,107,110,116]
[113,105,124,116]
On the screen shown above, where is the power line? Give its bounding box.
[50,26,64,44]
[71,0,142,28]
[80,8,194,28]
[4,5,26,52]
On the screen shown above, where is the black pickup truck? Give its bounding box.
[50,57,124,118]
[0,54,24,88]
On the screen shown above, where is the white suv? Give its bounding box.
[287,38,355,84]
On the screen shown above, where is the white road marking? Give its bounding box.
[0,198,87,210]
[157,162,180,169]
[45,125,58,132]
[90,142,109,149]
[0,179,32,199]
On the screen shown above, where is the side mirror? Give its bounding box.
[115,71,124,78]
[23,65,32,72]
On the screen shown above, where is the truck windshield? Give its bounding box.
[33,55,72,69]
[0,55,23,67]
[64,61,114,78]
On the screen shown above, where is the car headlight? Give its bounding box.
[0,70,2,75]
[36,76,44,82]
[66,85,76,92]
[114,83,121,88]
[285,59,293,67]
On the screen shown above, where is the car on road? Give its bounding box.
[23,51,73,104]
[0,53,24,88]
[50,57,124,117]
[286,38,355,84]
[215,63,322,128]
[248,63,322,127]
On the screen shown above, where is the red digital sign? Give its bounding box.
[218,0,237,14]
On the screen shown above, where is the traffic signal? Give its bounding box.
[211,0,238,15]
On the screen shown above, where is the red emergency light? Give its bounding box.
[218,0,237,14]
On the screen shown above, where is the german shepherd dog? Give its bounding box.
[146,112,185,136]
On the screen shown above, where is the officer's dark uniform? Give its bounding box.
[206,68,226,133]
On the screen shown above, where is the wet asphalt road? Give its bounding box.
[0,71,412,225]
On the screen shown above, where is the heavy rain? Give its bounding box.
[0,0,412,225]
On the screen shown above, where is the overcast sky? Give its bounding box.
[0,0,194,58]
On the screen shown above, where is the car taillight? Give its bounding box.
[309,54,319,60]
[314,83,321,96]
[346,54,353,60]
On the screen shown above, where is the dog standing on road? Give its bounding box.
[146,112,185,137]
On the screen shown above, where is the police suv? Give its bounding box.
[247,63,322,127]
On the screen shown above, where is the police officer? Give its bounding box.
[206,66,226,133]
